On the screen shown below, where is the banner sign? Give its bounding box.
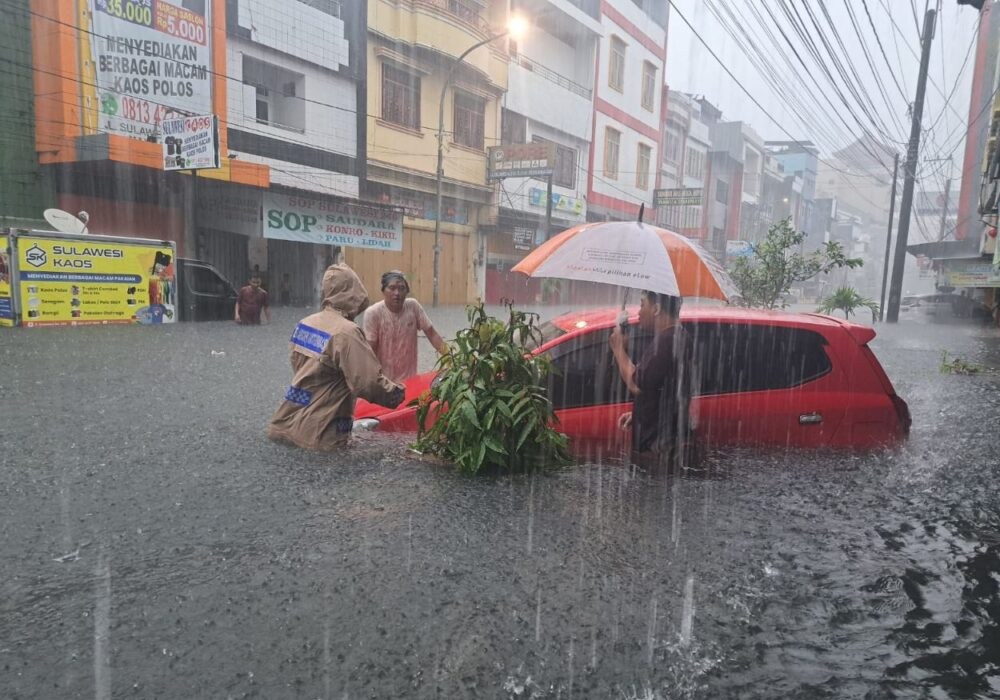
[162,114,219,170]
[512,226,536,252]
[14,233,177,327]
[528,188,584,215]
[89,0,213,138]
[488,143,555,180]
[263,193,404,251]
[655,187,703,207]
[0,235,12,327]
[942,259,1000,288]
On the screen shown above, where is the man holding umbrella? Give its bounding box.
[609,291,695,469]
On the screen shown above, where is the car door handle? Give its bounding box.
[799,412,823,425]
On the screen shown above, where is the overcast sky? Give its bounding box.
[665,0,982,189]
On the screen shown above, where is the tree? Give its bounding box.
[816,286,880,321]
[730,218,863,309]
[411,303,571,474]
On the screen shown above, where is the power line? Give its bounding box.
[860,0,910,102]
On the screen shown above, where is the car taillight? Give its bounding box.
[890,395,911,437]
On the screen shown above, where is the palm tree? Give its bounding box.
[817,286,880,322]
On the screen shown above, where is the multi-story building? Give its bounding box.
[816,137,895,295]
[706,119,764,260]
[208,0,368,301]
[588,0,668,222]
[657,91,711,240]
[766,140,818,239]
[363,0,512,304]
[485,0,601,302]
[31,0,269,265]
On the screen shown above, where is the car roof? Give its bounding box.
[551,305,847,332]
[546,305,875,348]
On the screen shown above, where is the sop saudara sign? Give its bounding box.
[263,193,404,252]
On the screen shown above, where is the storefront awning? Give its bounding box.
[906,238,981,260]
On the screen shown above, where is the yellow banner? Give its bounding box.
[16,235,177,327]
[0,235,12,327]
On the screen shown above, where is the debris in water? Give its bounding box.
[211,350,226,357]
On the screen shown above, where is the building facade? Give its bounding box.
[656,91,711,241]
[588,0,668,222]
[363,0,513,304]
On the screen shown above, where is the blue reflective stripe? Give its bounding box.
[284,386,313,406]
[290,323,331,354]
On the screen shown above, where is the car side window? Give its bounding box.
[189,266,225,294]
[686,322,831,396]
[546,326,654,410]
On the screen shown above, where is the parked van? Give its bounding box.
[175,258,238,322]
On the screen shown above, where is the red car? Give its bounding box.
[354,307,911,452]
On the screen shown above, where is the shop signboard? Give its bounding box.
[655,188,703,207]
[162,114,220,170]
[512,226,536,252]
[7,230,177,327]
[942,259,1000,287]
[0,234,12,327]
[528,188,584,216]
[88,0,213,139]
[726,240,754,259]
[263,193,404,251]
[488,143,555,180]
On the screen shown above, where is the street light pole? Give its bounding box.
[433,31,510,308]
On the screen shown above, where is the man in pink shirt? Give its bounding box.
[363,270,448,382]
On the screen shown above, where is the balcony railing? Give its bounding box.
[415,0,491,35]
[514,55,592,99]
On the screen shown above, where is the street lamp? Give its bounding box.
[433,16,527,307]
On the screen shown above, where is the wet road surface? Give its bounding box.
[2,306,999,699]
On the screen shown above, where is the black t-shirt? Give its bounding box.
[632,325,693,453]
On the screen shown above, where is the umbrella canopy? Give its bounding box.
[511,221,738,301]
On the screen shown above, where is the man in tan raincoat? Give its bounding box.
[268,264,405,450]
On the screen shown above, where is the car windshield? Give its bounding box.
[6,1,997,699]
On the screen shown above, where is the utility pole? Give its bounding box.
[938,176,952,241]
[879,152,900,322]
[886,8,936,323]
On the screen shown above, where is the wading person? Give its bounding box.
[235,274,270,325]
[609,291,695,470]
[363,270,448,383]
[268,264,405,450]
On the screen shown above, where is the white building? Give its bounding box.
[588,0,669,221]
[193,0,365,302]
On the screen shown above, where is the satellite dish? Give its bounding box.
[43,208,88,234]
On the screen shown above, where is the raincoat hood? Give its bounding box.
[321,264,370,319]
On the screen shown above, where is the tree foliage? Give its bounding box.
[411,303,571,474]
[730,218,863,309]
[816,286,880,321]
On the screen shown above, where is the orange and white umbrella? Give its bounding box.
[511,220,737,301]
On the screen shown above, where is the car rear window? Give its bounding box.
[687,322,832,395]
[522,320,567,351]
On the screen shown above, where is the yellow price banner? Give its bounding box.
[15,233,177,327]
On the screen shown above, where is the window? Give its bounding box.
[546,328,653,409]
[533,136,577,189]
[715,178,729,204]
[501,109,526,144]
[453,91,485,149]
[636,143,651,189]
[243,56,305,131]
[189,265,228,295]
[604,127,620,179]
[641,61,656,111]
[663,127,681,164]
[687,323,832,396]
[609,36,626,92]
[255,87,270,123]
[685,148,705,180]
[381,64,421,129]
[447,0,482,23]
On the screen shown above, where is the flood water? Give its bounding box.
[2,307,999,699]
